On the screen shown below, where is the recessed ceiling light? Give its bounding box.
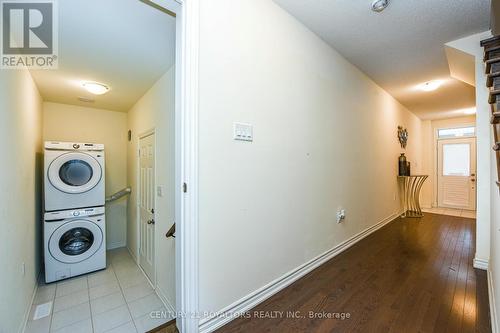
[82,82,110,95]
[371,0,390,12]
[417,80,444,92]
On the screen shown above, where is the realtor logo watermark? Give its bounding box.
[1,0,58,69]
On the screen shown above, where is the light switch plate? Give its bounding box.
[157,185,164,197]
[233,122,253,142]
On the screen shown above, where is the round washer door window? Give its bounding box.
[48,152,102,194]
[49,219,103,264]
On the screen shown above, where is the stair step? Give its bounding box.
[481,35,500,47]
[487,72,500,87]
[492,112,500,124]
[489,90,500,104]
[485,57,500,74]
[484,45,500,61]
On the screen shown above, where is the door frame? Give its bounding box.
[432,123,476,207]
[137,129,157,284]
[139,1,200,332]
[436,136,477,210]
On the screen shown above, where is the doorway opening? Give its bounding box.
[435,124,477,216]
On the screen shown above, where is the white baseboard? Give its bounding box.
[156,284,176,315]
[474,257,489,270]
[199,211,402,333]
[126,246,138,263]
[19,270,42,333]
[489,269,498,333]
[107,241,127,250]
[125,246,175,319]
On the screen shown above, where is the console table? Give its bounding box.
[398,175,428,218]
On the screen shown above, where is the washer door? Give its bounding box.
[48,152,102,194]
[49,219,103,264]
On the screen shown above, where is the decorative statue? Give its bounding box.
[398,126,409,149]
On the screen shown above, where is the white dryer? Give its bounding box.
[44,206,106,283]
[44,142,105,211]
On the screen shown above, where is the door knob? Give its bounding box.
[147,219,155,225]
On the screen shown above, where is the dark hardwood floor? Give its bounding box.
[216,213,491,333]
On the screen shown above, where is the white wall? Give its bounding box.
[446,31,500,330]
[127,67,176,310]
[197,0,423,317]
[43,102,128,249]
[446,31,492,268]
[0,69,43,333]
[420,115,477,208]
[492,146,500,332]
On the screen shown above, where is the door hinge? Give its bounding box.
[183,182,187,193]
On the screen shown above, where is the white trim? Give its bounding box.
[489,268,499,333]
[107,241,127,250]
[156,283,176,315]
[473,257,489,270]
[19,272,41,333]
[175,0,200,332]
[127,245,138,262]
[199,211,402,333]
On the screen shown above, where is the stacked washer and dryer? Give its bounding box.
[43,142,106,283]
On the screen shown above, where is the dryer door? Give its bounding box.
[49,219,103,264]
[48,152,102,194]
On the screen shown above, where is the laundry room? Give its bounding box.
[0,1,178,332]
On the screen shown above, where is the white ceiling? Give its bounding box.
[31,0,176,112]
[273,0,491,120]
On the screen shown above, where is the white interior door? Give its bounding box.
[437,137,476,210]
[139,133,155,282]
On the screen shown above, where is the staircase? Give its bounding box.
[481,36,500,189]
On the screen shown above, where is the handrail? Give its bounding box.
[106,187,131,202]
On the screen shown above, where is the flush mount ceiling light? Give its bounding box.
[417,80,444,92]
[371,0,390,12]
[82,82,110,95]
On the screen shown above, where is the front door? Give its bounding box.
[139,133,155,282]
[437,137,476,210]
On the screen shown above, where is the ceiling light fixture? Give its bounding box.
[417,80,444,92]
[82,82,110,95]
[371,0,390,12]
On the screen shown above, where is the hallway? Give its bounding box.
[217,213,491,333]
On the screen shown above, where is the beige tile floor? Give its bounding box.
[24,248,173,333]
[422,207,476,219]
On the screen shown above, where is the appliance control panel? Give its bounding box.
[44,141,105,151]
[45,206,105,221]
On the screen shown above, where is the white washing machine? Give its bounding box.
[44,206,106,283]
[44,141,105,211]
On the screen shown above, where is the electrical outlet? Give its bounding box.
[336,209,346,223]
